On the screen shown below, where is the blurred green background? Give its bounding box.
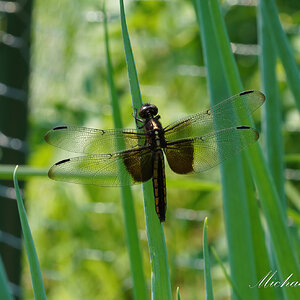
[1,0,300,299]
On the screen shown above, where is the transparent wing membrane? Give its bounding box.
[164,90,264,141]
[45,126,145,154]
[45,91,264,187]
[165,126,258,174]
[48,148,153,186]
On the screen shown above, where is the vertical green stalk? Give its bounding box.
[119,1,172,299]
[0,257,13,300]
[211,246,242,300]
[13,166,46,300]
[208,1,300,299]
[261,0,300,112]
[103,5,148,300]
[203,218,213,300]
[258,0,286,209]
[208,2,278,299]
[176,287,181,300]
[194,1,259,298]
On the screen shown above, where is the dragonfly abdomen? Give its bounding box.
[152,149,167,222]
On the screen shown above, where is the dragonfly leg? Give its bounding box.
[132,109,145,129]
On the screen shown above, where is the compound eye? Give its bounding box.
[138,106,148,118]
[138,103,158,118]
[151,106,158,115]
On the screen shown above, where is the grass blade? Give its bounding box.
[13,166,47,300]
[119,1,172,299]
[258,0,286,207]
[194,1,259,298]
[261,0,300,112]
[0,256,13,300]
[206,1,300,299]
[203,218,213,300]
[257,8,286,298]
[103,5,148,300]
[0,165,47,180]
[119,0,142,110]
[207,3,279,298]
[176,287,181,300]
[210,246,242,300]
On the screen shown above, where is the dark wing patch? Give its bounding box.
[48,147,153,187]
[123,149,153,182]
[165,126,259,174]
[164,90,265,141]
[45,126,146,154]
[163,140,194,174]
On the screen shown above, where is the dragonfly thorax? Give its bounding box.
[144,118,167,150]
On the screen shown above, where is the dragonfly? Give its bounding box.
[45,90,265,222]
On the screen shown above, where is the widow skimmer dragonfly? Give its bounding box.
[45,90,265,222]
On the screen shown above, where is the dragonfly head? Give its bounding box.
[139,103,158,119]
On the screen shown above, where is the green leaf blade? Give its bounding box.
[119,1,172,299]
[13,166,47,300]
[258,0,286,206]
[0,257,13,300]
[103,5,148,300]
[203,218,213,300]
[206,1,300,299]
[194,1,259,298]
[262,0,300,113]
[176,287,181,300]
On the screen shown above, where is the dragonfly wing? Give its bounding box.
[164,126,259,174]
[45,126,146,154]
[48,147,153,186]
[164,90,265,141]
